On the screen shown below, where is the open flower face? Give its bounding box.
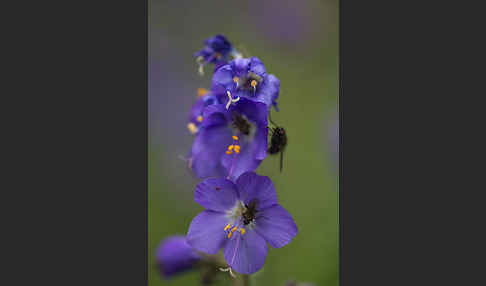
[189,99,268,181]
[211,57,280,110]
[186,172,298,274]
[155,236,201,278]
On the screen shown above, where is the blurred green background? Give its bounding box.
[149,0,338,285]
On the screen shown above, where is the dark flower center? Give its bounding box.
[242,199,258,225]
[232,114,251,135]
[237,72,263,92]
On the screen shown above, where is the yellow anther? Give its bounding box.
[226,145,234,155]
[251,80,258,88]
[233,76,239,83]
[231,226,237,233]
[187,123,198,135]
[197,88,209,97]
[232,136,239,141]
[240,228,246,235]
[197,115,203,122]
[228,232,233,239]
[215,52,222,60]
[224,224,231,231]
[226,143,239,155]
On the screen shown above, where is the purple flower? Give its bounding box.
[188,98,268,181]
[155,235,201,278]
[195,35,236,75]
[186,172,298,274]
[187,88,221,135]
[211,57,280,110]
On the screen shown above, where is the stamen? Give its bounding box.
[187,123,198,134]
[196,56,205,76]
[226,142,239,174]
[226,144,235,155]
[233,76,239,86]
[225,91,240,109]
[226,135,240,179]
[219,267,237,278]
[251,79,257,93]
[225,224,246,240]
[197,88,208,97]
[197,115,203,122]
[196,53,219,76]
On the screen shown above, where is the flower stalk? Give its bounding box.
[231,274,251,286]
[156,34,299,285]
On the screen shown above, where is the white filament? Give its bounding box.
[226,91,240,109]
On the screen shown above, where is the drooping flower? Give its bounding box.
[187,88,221,135]
[211,57,280,110]
[155,235,201,278]
[188,98,268,181]
[186,172,298,275]
[194,35,240,75]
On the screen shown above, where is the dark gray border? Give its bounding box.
[339,0,485,285]
[4,0,148,284]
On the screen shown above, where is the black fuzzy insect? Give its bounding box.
[268,113,287,172]
[242,199,258,225]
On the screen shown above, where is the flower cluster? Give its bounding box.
[156,35,297,282]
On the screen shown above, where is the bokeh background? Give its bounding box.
[149,0,338,285]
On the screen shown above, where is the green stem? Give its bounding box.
[231,274,250,286]
[242,274,250,286]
